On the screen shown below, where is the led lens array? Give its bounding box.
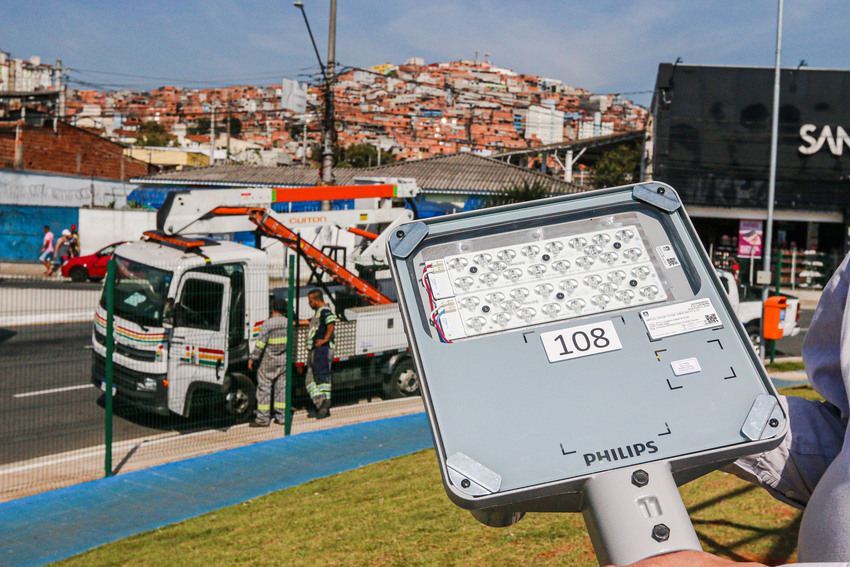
[426,225,670,340]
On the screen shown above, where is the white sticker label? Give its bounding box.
[671,357,701,376]
[656,244,681,269]
[641,298,722,339]
[540,320,623,363]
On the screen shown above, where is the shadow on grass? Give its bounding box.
[689,484,801,566]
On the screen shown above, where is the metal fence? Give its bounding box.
[0,260,423,502]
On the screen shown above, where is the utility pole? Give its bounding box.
[293,0,337,207]
[759,0,784,359]
[210,104,216,166]
[225,92,231,165]
[302,116,308,165]
[320,0,337,195]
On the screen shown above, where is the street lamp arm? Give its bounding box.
[293,2,327,82]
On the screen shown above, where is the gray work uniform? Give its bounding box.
[249,314,288,424]
[729,251,850,566]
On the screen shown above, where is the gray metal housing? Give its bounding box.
[387,182,786,516]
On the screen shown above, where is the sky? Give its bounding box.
[4,1,850,107]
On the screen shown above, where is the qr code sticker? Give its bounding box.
[656,245,681,269]
[705,313,720,324]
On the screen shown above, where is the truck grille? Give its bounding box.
[94,330,158,362]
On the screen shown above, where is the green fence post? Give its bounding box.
[285,254,295,436]
[104,258,115,477]
[770,250,783,364]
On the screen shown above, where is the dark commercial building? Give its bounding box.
[647,63,850,286]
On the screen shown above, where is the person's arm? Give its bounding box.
[248,322,268,369]
[623,549,850,566]
[619,550,764,566]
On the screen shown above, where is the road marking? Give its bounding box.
[13,384,91,398]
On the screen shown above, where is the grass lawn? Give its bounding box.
[764,361,805,373]
[57,387,821,567]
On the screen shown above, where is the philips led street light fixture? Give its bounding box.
[387,182,787,565]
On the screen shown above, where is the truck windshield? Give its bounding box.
[99,256,173,327]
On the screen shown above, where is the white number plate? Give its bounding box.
[540,320,623,363]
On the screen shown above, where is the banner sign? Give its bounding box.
[738,219,763,258]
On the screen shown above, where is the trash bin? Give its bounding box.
[763,296,787,340]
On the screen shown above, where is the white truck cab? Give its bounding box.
[92,235,268,417]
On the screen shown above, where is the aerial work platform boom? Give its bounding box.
[155,179,419,305]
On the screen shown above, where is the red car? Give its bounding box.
[61,242,126,282]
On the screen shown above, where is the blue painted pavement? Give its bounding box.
[0,413,432,567]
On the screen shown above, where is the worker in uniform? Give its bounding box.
[302,289,336,419]
[247,296,289,427]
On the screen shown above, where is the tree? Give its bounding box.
[225,116,242,138]
[136,121,173,147]
[188,117,210,135]
[341,144,396,168]
[486,179,550,207]
[592,142,642,189]
[188,116,241,137]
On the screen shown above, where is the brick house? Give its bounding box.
[0,120,153,180]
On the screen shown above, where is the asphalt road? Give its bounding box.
[0,321,250,466]
[0,320,384,467]
[0,302,812,468]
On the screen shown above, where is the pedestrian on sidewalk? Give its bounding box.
[47,229,72,277]
[301,289,335,419]
[248,296,289,427]
[38,225,54,275]
[69,224,80,257]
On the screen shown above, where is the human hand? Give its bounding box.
[614,550,765,567]
[248,360,254,370]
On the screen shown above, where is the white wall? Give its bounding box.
[0,169,135,208]
[78,209,157,254]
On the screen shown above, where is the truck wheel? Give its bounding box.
[382,359,420,399]
[224,373,256,419]
[746,322,762,351]
[69,266,88,282]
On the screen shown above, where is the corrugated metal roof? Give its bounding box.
[132,153,583,195]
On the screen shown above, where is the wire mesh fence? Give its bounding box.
[0,258,423,502]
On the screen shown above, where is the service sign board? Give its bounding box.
[651,64,850,213]
[737,220,763,258]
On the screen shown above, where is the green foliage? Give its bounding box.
[188,117,210,135]
[486,179,550,207]
[341,144,396,168]
[135,121,173,147]
[188,116,241,137]
[592,142,641,188]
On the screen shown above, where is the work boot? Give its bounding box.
[249,419,270,428]
[316,399,331,419]
[306,405,318,418]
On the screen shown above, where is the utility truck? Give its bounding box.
[91,179,422,418]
